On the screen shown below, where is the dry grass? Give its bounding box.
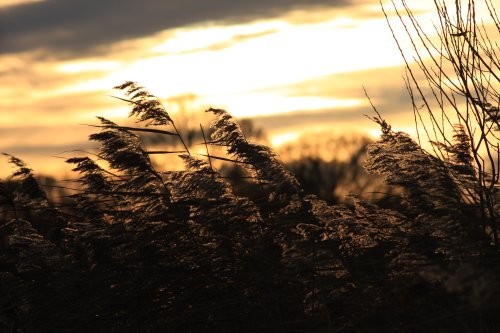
[1,1,500,331]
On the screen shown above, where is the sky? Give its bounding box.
[0,0,496,176]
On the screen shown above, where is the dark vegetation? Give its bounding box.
[282,139,391,205]
[1,0,499,331]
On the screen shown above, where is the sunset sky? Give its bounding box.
[0,0,496,176]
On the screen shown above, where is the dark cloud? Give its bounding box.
[249,66,418,132]
[260,65,410,99]
[250,95,412,133]
[0,0,351,57]
[0,91,118,114]
[251,107,367,130]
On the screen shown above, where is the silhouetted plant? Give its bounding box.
[383,0,500,244]
[1,15,500,328]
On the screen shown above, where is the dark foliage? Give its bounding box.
[1,84,500,332]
